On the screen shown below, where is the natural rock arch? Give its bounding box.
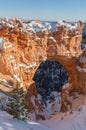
[33,60,68,102]
[0,19,85,111]
[28,21,84,94]
[33,60,68,93]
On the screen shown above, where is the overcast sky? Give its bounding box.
[0,0,86,21]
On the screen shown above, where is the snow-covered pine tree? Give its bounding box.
[7,83,29,120]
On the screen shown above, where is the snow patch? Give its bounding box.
[13,74,20,82]
[77,66,86,73]
[0,38,4,49]
[66,22,78,31]
[1,79,13,88]
[42,92,61,119]
[49,36,56,42]
[79,56,86,63]
[62,36,69,39]
[19,62,37,69]
[62,83,70,89]
[4,44,13,49]
[0,92,8,110]
[35,37,41,41]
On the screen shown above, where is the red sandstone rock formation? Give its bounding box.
[0,18,85,111]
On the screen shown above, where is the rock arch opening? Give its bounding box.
[33,60,68,108]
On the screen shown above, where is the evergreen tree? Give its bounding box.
[7,83,29,120]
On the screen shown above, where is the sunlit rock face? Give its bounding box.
[0,18,85,113]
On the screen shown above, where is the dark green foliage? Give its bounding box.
[7,83,29,120]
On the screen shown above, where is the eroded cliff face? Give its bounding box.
[0,18,85,112]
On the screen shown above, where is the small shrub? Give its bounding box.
[7,83,29,120]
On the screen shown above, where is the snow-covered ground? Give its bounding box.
[0,90,86,130]
[1,90,86,130]
[1,104,86,130]
[0,110,50,130]
[41,104,86,130]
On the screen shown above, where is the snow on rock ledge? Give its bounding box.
[0,18,80,33]
[0,38,4,49]
[77,66,86,73]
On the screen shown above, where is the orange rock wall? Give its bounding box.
[0,19,85,111]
